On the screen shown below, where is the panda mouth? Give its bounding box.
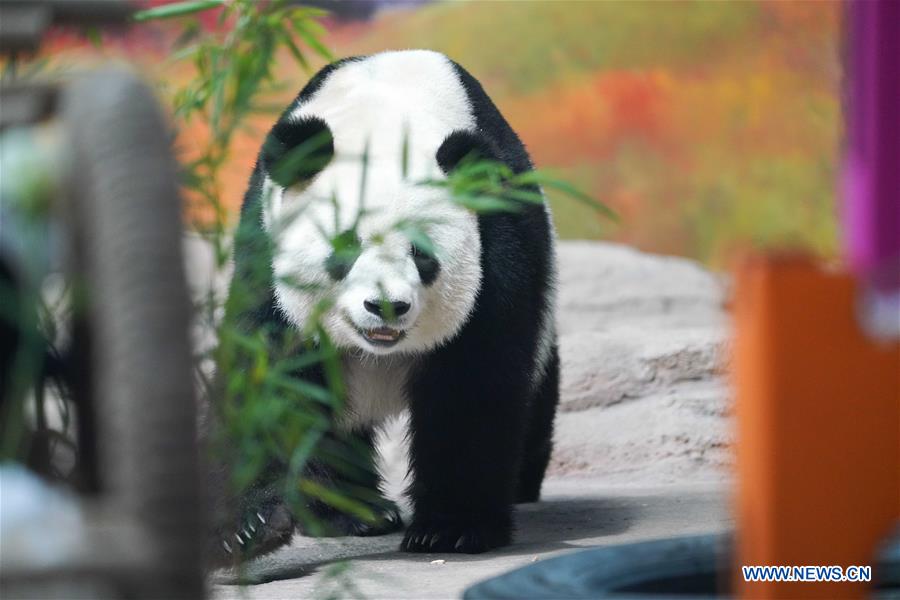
[358,326,406,347]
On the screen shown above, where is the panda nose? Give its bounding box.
[364,299,411,318]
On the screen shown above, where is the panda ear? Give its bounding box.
[262,116,334,188]
[436,129,501,175]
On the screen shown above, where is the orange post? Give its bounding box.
[734,256,900,599]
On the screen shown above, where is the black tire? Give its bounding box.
[61,68,203,598]
[464,534,729,599]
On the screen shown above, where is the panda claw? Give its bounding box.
[454,535,466,551]
[235,532,245,545]
[257,512,266,524]
[222,540,233,554]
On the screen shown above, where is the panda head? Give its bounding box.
[260,115,495,357]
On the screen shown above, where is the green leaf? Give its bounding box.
[397,222,437,257]
[273,350,333,375]
[524,174,618,220]
[270,374,335,405]
[299,479,376,524]
[330,228,362,252]
[295,21,334,62]
[171,43,201,62]
[290,6,331,20]
[400,126,410,179]
[269,130,334,187]
[281,30,310,71]
[453,194,522,213]
[285,427,326,485]
[84,27,103,49]
[498,187,546,205]
[133,0,224,22]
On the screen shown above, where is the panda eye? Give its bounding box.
[411,243,440,286]
[325,230,362,281]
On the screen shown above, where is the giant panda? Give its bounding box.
[213,50,558,561]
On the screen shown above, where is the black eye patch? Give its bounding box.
[411,243,440,286]
[325,230,362,281]
[262,117,334,188]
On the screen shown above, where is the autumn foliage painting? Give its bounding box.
[45,0,841,268]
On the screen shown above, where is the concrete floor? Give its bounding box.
[212,479,731,599]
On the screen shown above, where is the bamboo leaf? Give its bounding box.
[524,174,618,220]
[299,479,377,523]
[453,194,522,213]
[270,374,335,405]
[281,31,310,70]
[397,222,437,257]
[133,0,224,22]
[295,21,334,61]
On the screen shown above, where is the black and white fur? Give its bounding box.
[215,50,558,560]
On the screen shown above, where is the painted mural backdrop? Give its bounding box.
[327,1,840,267]
[43,1,842,268]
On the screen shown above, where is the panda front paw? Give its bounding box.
[350,502,404,537]
[401,514,511,554]
[209,499,295,568]
[298,498,403,537]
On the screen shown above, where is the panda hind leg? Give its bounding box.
[298,427,403,537]
[516,345,560,504]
